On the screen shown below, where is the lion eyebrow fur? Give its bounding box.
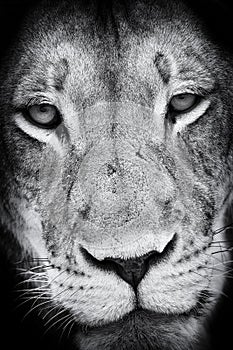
[52,58,70,92]
[13,58,70,104]
[153,51,171,84]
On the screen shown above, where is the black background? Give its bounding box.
[0,0,233,56]
[0,0,233,349]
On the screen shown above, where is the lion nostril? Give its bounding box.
[81,234,177,289]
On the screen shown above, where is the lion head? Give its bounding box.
[0,0,233,349]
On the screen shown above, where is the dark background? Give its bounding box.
[0,0,233,56]
[0,0,233,349]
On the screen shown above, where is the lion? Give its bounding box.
[0,0,233,349]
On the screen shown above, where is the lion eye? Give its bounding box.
[169,93,199,112]
[26,104,61,129]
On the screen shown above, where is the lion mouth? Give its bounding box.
[122,289,211,322]
[75,292,211,337]
[72,300,212,350]
[71,284,211,331]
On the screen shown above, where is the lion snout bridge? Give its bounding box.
[81,234,176,289]
[78,157,149,229]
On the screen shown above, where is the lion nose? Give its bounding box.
[81,235,176,289]
[103,253,154,288]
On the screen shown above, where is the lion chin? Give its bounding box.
[0,0,233,349]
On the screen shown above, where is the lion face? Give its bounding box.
[1,0,233,349]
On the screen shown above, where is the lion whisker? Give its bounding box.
[15,288,50,300]
[15,277,48,288]
[58,316,76,343]
[42,302,65,320]
[22,299,54,320]
[67,319,76,339]
[44,307,68,327]
[212,248,233,255]
[43,313,72,336]
[212,223,233,235]
[15,296,51,313]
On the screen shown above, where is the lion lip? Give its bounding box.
[76,296,209,335]
[137,289,211,317]
[134,288,211,320]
